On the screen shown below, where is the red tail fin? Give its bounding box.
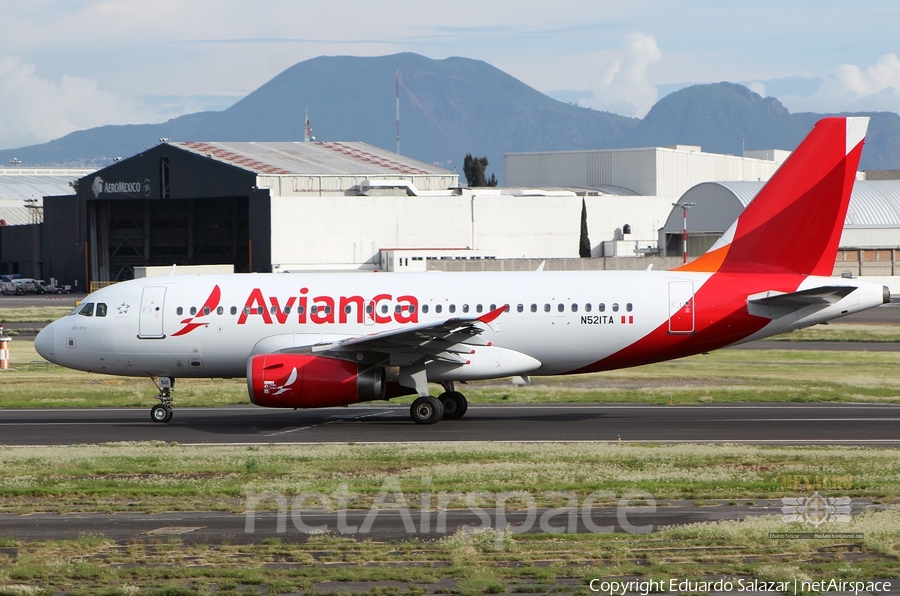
[675,117,868,275]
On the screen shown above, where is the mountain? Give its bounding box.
[0,53,637,183]
[626,82,900,165]
[1,55,899,182]
[621,82,808,154]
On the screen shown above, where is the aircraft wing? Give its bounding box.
[747,285,857,318]
[289,305,507,366]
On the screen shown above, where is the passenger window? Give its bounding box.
[409,305,416,313]
[96,303,107,317]
[217,306,224,315]
[626,303,633,312]
[311,305,318,315]
[78,303,94,317]
[612,303,620,312]
[462,304,469,313]
[544,304,551,312]
[244,307,251,315]
[435,304,443,314]
[449,305,456,313]
[504,305,510,312]
[531,304,537,313]
[585,303,592,313]
[599,303,606,312]
[476,304,483,313]
[422,304,429,314]
[345,305,353,314]
[298,306,305,315]
[381,304,388,314]
[517,304,524,313]
[190,306,197,316]
[557,303,565,312]
[284,306,291,314]
[230,306,237,315]
[270,306,277,315]
[204,306,211,315]
[176,307,183,316]
[571,303,578,312]
[395,305,401,313]
[325,305,332,315]
[366,304,373,314]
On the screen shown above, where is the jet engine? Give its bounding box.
[247,354,385,408]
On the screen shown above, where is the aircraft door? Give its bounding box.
[668,281,695,334]
[139,286,167,339]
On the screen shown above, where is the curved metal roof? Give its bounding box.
[0,169,92,225]
[664,180,900,234]
[710,181,764,208]
[845,180,900,226]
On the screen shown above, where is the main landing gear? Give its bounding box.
[150,377,175,424]
[409,383,469,425]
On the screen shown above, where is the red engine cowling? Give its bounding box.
[247,354,385,408]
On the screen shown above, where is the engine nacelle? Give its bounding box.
[247,354,385,408]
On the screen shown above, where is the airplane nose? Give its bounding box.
[35,324,56,363]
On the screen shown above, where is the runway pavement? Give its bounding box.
[0,499,878,543]
[1,403,898,446]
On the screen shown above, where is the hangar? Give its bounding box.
[0,168,93,280]
[48,141,459,287]
[658,180,900,275]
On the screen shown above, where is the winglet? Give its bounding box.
[674,117,868,276]
[478,305,507,324]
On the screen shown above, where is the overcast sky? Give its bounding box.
[1,0,899,150]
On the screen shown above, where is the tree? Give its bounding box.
[463,154,498,187]
[579,198,592,258]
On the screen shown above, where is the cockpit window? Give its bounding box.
[96,303,108,317]
[77,303,94,317]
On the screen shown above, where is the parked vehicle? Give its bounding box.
[9,278,37,295]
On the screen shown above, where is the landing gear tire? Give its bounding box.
[151,404,173,423]
[438,391,468,420]
[410,395,444,425]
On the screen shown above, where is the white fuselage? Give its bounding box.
[35,270,886,381]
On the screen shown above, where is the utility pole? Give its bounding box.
[673,202,695,263]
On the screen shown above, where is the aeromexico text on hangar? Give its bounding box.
[91,176,152,198]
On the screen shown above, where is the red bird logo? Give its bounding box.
[172,285,221,337]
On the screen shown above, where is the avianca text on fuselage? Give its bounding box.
[237,287,419,326]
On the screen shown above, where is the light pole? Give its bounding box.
[673,202,695,263]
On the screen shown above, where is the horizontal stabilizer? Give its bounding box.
[747,285,856,319]
[748,286,856,307]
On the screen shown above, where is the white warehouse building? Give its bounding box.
[505,145,787,257]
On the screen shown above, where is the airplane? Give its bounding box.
[34,116,889,425]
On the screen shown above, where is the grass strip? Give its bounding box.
[0,306,73,324]
[0,510,898,594]
[0,442,897,514]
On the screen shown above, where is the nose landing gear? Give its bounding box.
[150,376,175,423]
